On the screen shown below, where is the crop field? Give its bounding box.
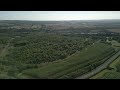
[100,71,120,79]
[91,56,120,79]
[18,43,115,79]
[108,29,120,33]
[90,70,120,79]
[111,40,120,47]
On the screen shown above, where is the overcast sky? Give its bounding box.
[0,11,120,20]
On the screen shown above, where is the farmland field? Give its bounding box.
[108,29,120,33]
[91,56,120,79]
[90,70,120,79]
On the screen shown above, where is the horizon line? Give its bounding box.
[0,19,120,21]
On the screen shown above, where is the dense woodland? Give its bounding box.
[6,33,93,64]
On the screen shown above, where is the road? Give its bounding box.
[76,50,120,79]
[0,38,14,57]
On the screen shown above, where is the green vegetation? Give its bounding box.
[0,35,11,55]
[0,20,120,79]
[90,70,120,79]
[6,33,92,64]
[91,55,120,79]
[19,43,115,79]
[100,71,120,79]
[111,40,120,47]
[0,32,95,79]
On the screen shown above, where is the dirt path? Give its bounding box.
[76,50,120,79]
[0,38,14,57]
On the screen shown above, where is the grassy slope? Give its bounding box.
[18,43,115,79]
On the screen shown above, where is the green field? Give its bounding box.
[111,40,120,47]
[90,70,120,79]
[91,55,120,79]
[18,43,115,79]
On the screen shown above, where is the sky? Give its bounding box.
[0,11,120,21]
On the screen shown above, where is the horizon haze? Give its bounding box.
[0,11,120,21]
